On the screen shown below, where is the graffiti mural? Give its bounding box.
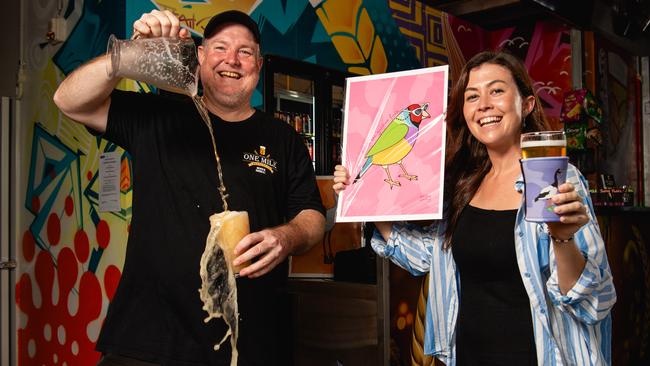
[494,21,573,129]
[389,0,572,128]
[17,119,129,365]
[390,1,455,67]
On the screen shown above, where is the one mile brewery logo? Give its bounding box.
[243,145,278,174]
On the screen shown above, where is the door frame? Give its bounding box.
[1,96,17,366]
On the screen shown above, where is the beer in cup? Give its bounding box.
[520,131,568,222]
[214,210,251,274]
[521,131,566,158]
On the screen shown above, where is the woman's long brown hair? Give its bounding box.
[442,51,550,249]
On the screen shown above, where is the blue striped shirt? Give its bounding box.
[371,164,615,365]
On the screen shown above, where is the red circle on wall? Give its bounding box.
[104,265,122,301]
[22,231,36,262]
[74,229,90,263]
[96,220,110,249]
[47,213,61,246]
[64,196,74,216]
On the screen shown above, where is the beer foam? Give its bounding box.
[521,139,566,148]
[199,210,245,366]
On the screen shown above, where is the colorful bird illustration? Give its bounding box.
[354,103,430,188]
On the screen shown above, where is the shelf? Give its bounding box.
[595,206,650,215]
[275,86,314,105]
[288,278,377,298]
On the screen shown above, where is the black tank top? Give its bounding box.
[451,205,537,365]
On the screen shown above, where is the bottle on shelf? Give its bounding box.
[280,111,290,127]
[287,112,296,129]
[276,110,316,140]
[294,114,302,133]
[306,114,312,135]
[302,138,312,160]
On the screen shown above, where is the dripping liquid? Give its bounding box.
[192,95,229,211]
[193,95,240,366]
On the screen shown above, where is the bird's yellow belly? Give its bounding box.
[372,140,413,165]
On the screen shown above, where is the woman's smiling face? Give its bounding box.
[462,63,534,151]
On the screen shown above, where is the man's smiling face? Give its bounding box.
[198,23,262,110]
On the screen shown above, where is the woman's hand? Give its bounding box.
[133,9,190,39]
[547,182,589,241]
[332,165,394,240]
[332,165,351,195]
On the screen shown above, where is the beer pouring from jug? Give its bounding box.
[106,34,199,97]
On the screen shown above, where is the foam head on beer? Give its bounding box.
[214,210,251,274]
[521,131,566,159]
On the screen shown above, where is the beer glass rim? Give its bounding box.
[519,156,569,162]
[521,130,565,139]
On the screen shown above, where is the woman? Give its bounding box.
[333,51,615,365]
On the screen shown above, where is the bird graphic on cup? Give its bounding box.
[534,168,561,202]
[520,157,568,222]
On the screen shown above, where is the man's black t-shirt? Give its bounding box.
[96,90,324,365]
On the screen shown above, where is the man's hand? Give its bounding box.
[133,9,190,39]
[232,209,325,278]
[233,227,293,278]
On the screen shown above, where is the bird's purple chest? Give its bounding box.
[405,126,419,142]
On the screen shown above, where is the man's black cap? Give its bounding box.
[203,10,261,45]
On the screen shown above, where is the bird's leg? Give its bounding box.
[383,166,401,188]
[398,162,418,181]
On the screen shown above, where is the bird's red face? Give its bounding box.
[407,103,430,125]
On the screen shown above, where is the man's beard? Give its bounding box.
[207,87,250,109]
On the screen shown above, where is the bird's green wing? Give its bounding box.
[366,121,408,157]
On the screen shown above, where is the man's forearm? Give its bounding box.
[53,55,120,132]
[283,209,325,255]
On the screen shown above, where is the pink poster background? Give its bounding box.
[337,66,448,222]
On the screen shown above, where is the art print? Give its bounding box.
[337,66,448,222]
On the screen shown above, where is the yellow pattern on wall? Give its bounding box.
[313,0,387,75]
[153,1,260,35]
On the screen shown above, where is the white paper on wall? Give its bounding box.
[99,152,120,212]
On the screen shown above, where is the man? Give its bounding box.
[54,9,325,366]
